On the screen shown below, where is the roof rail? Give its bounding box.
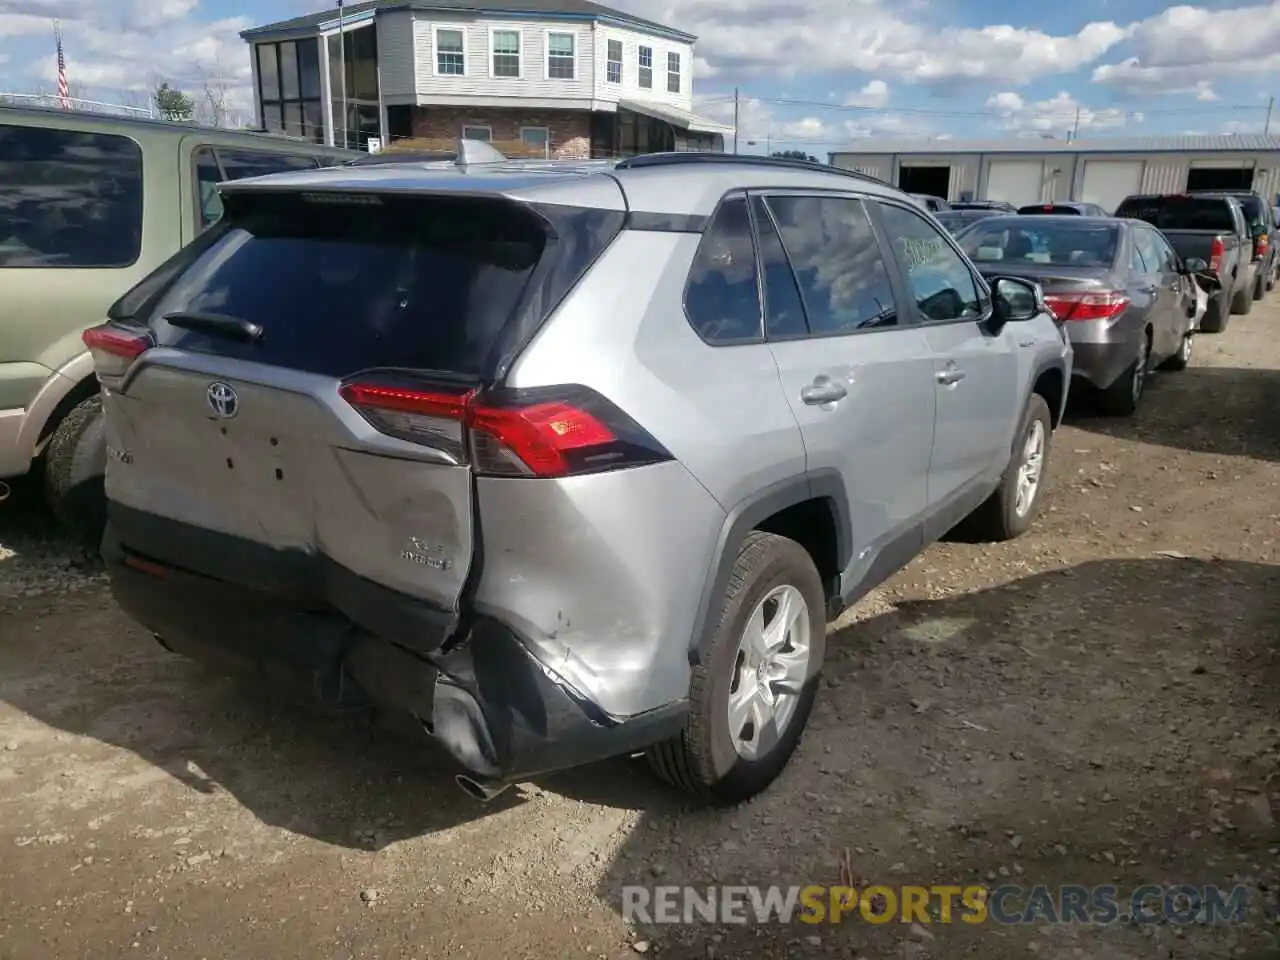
[613,151,893,187]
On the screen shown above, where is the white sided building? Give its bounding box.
[829,136,1280,213]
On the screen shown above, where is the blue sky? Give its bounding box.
[0,0,1276,151]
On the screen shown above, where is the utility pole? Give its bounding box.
[1266,95,1274,136]
[1070,106,1080,143]
[338,0,348,149]
[732,87,739,154]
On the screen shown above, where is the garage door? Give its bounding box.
[1080,160,1145,215]
[985,161,1044,206]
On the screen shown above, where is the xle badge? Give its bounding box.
[401,536,451,571]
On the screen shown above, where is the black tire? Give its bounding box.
[646,531,825,804]
[1230,278,1254,315]
[955,393,1053,543]
[42,395,108,552]
[1099,333,1150,417]
[1200,291,1229,333]
[1252,272,1265,301]
[1159,332,1193,372]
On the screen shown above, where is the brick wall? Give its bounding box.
[409,106,591,159]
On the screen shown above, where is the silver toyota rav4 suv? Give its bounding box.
[86,147,1072,805]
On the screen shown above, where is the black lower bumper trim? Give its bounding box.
[102,513,686,784]
[105,501,455,656]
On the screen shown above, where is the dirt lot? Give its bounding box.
[1,304,1277,960]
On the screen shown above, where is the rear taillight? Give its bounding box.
[1209,236,1225,273]
[82,323,153,379]
[339,380,672,479]
[1254,232,1269,260]
[1042,291,1129,322]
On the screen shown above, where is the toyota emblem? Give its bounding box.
[206,381,239,419]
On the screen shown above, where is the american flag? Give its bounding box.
[54,20,70,109]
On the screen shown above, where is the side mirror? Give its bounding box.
[1183,257,1208,274]
[989,276,1043,326]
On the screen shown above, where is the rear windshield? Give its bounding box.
[1115,196,1236,231]
[958,219,1119,268]
[1234,194,1265,225]
[147,192,550,379]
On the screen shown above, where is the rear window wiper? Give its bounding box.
[164,311,264,342]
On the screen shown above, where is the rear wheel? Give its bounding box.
[1159,331,1193,372]
[42,395,107,552]
[955,393,1053,542]
[1200,291,1229,333]
[1252,272,1265,301]
[646,531,825,804]
[1231,278,1254,315]
[1099,332,1149,417]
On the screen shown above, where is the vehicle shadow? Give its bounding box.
[1064,366,1280,462]
[581,557,1280,959]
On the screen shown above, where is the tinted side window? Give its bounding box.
[765,195,898,334]
[195,147,225,230]
[1129,233,1150,273]
[214,148,320,182]
[750,195,807,339]
[1135,229,1170,273]
[684,195,763,343]
[878,202,983,323]
[1146,229,1178,271]
[0,124,143,268]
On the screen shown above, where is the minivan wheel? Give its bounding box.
[43,395,108,553]
[955,393,1053,543]
[646,531,825,804]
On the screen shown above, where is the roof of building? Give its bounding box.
[240,0,694,42]
[830,134,1280,156]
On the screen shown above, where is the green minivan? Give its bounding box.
[0,105,360,541]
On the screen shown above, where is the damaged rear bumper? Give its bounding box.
[101,515,686,791]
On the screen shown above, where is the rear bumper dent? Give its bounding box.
[102,520,685,785]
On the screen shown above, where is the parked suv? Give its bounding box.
[0,105,358,542]
[86,150,1072,804]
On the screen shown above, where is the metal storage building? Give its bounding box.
[828,135,1280,213]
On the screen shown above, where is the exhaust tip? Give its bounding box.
[455,774,510,802]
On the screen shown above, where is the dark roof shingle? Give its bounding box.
[240,0,691,41]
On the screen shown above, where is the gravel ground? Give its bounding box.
[0,305,1277,960]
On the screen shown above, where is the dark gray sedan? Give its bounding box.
[955,215,1205,415]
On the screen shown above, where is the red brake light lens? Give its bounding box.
[340,380,670,479]
[1042,291,1129,322]
[82,323,153,380]
[83,324,151,360]
[1209,236,1225,272]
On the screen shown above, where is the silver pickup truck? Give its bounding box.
[1114,192,1255,333]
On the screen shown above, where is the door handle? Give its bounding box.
[800,379,848,405]
[936,368,967,386]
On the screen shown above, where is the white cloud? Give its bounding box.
[621,0,1129,85]
[1093,0,1280,92]
[844,79,889,108]
[2,1,253,120]
[697,92,930,151]
[985,90,1139,134]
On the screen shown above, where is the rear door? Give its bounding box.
[103,189,554,619]
[757,191,936,592]
[873,198,1020,541]
[1138,225,1192,356]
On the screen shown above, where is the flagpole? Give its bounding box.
[337,0,347,148]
